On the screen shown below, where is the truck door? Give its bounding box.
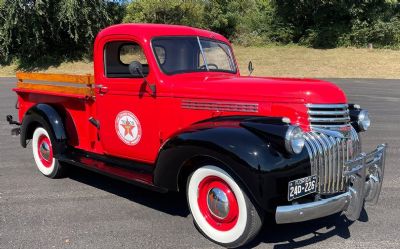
[95,38,160,163]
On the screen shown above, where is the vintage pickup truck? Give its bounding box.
[7,24,386,248]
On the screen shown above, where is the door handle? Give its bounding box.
[95,84,108,94]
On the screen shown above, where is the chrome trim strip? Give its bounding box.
[181,100,259,113]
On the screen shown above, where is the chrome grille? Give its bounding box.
[307,104,350,128]
[304,127,361,194]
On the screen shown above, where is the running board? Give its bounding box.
[57,149,167,193]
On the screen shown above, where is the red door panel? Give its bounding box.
[95,36,160,164]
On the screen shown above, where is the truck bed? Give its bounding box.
[14,72,99,153]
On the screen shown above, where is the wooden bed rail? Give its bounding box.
[16,72,95,97]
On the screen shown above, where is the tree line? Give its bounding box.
[1,0,399,66]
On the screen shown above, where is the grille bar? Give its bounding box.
[307,104,350,128]
[310,124,352,128]
[306,104,349,109]
[308,110,349,116]
[309,117,350,123]
[304,127,361,194]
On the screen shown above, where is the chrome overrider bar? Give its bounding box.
[275,144,386,224]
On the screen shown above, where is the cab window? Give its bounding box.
[152,37,236,75]
[198,40,234,71]
[104,41,149,78]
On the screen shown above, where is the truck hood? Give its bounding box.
[170,74,347,104]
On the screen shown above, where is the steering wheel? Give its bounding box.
[199,63,219,70]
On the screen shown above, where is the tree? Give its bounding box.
[271,0,400,48]
[0,0,121,65]
[123,0,205,28]
[203,0,257,38]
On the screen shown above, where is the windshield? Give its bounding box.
[151,37,237,75]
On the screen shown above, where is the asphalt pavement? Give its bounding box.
[0,77,399,249]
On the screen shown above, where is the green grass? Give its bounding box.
[0,59,94,77]
[1,45,400,78]
[234,45,400,79]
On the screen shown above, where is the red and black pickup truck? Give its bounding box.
[7,24,386,248]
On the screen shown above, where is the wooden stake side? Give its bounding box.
[16,72,95,97]
[16,82,94,96]
[16,72,94,85]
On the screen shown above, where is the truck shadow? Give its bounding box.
[248,206,368,248]
[67,166,191,217]
[67,165,369,248]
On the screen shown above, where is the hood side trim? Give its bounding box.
[181,99,259,113]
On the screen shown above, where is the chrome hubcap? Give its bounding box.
[207,187,230,219]
[40,142,51,161]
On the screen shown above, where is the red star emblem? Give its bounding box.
[120,119,135,136]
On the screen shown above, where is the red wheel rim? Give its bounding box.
[197,176,239,231]
[37,134,53,168]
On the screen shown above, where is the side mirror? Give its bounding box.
[248,61,254,76]
[129,61,144,76]
[128,61,156,96]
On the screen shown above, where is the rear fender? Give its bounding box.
[20,104,67,155]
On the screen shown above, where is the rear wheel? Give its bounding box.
[32,127,66,178]
[187,165,263,248]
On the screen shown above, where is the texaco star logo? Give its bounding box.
[115,111,142,146]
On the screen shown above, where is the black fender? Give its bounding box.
[154,116,311,212]
[20,104,67,155]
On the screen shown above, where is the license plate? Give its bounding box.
[288,175,317,201]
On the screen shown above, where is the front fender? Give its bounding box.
[20,104,67,155]
[154,117,311,212]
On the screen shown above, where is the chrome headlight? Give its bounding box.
[358,110,370,131]
[285,126,305,154]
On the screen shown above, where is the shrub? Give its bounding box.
[346,18,400,48]
[233,31,266,47]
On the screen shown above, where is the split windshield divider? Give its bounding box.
[197,36,209,71]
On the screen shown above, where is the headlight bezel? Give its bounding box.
[284,126,305,154]
[358,109,370,131]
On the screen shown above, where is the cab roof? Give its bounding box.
[95,23,230,44]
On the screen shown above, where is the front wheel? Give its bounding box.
[32,127,66,178]
[187,165,263,248]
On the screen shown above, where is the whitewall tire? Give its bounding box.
[187,165,263,248]
[32,127,66,178]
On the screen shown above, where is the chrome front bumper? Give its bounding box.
[276,144,386,224]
